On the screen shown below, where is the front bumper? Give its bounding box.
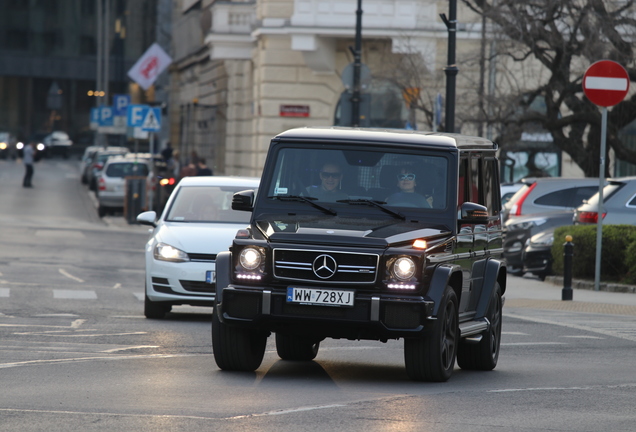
[146,259,216,306]
[218,285,436,340]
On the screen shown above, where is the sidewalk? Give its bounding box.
[506,274,636,316]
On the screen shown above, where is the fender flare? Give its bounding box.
[474,258,505,319]
[215,250,232,305]
[428,264,463,316]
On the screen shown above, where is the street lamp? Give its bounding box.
[440,0,458,133]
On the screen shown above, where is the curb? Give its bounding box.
[545,276,636,294]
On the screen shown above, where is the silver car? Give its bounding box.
[503,177,601,223]
[574,176,636,225]
[96,155,151,217]
[85,147,130,191]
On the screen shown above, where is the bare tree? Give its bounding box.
[463,0,636,176]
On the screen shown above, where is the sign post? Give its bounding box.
[582,60,630,291]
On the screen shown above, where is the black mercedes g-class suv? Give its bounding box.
[212,127,506,382]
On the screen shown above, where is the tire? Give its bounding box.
[275,333,320,361]
[457,282,503,371]
[212,307,268,371]
[144,294,171,319]
[404,285,459,382]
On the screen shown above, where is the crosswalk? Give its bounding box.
[0,287,144,301]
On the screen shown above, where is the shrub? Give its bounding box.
[551,225,636,283]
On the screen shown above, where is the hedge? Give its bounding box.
[551,225,636,284]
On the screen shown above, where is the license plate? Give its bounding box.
[205,271,215,284]
[286,287,354,307]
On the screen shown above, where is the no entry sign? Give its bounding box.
[583,60,630,107]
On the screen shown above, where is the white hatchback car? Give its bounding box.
[136,176,260,319]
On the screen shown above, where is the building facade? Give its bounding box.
[171,0,486,176]
[0,0,159,148]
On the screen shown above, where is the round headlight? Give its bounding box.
[240,247,261,270]
[393,257,416,281]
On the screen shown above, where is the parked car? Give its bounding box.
[136,176,260,319]
[500,182,523,207]
[521,228,557,281]
[44,131,73,158]
[85,147,130,190]
[79,146,101,184]
[503,177,601,223]
[504,210,575,276]
[574,176,636,225]
[96,154,153,217]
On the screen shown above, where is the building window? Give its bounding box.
[81,36,96,55]
[81,0,96,15]
[6,30,29,50]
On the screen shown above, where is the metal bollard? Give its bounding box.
[562,235,573,301]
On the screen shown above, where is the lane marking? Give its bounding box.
[502,342,566,346]
[101,345,160,353]
[59,269,84,283]
[71,319,86,328]
[0,353,195,369]
[489,383,636,393]
[505,311,636,342]
[0,288,9,297]
[113,283,122,289]
[53,290,96,299]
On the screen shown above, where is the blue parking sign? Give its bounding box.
[98,106,114,127]
[113,94,130,116]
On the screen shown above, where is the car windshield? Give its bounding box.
[264,146,449,210]
[105,162,149,177]
[166,185,255,223]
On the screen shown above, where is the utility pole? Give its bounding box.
[440,0,458,133]
[350,0,363,127]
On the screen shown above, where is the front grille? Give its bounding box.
[180,280,214,293]
[188,253,216,262]
[273,248,378,284]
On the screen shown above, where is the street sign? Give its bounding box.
[141,107,161,131]
[98,106,114,127]
[127,104,148,128]
[582,60,631,291]
[113,94,131,116]
[90,107,100,130]
[583,60,630,107]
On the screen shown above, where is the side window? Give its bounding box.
[570,186,598,207]
[458,157,469,206]
[535,187,595,207]
[483,157,500,216]
[470,154,482,204]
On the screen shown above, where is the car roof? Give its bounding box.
[176,176,260,187]
[273,127,497,150]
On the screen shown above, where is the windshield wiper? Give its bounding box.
[268,195,337,215]
[337,199,405,220]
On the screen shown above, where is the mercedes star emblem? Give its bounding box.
[312,254,337,279]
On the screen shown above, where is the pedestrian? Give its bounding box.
[197,157,213,176]
[22,141,35,188]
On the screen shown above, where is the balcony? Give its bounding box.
[204,1,256,60]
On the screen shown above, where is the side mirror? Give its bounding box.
[232,190,255,212]
[137,210,157,227]
[459,202,489,224]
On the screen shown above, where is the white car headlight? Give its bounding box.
[239,247,262,270]
[393,257,416,281]
[154,242,189,262]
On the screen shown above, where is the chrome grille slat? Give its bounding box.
[273,248,379,284]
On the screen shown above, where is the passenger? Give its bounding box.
[304,162,348,202]
[386,168,431,208]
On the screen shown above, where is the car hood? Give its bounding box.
[255,214,451,248]
[154,222,248,254]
